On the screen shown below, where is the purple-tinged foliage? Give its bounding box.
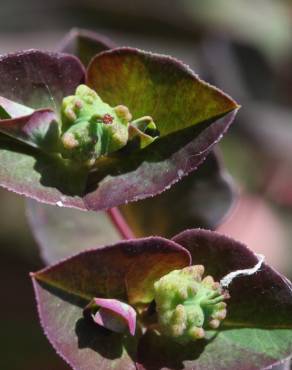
[32,230,292,370]
[0,104,58,150]
[0,30,238,212]
[0,50,85,109]
[57,28,115,67]
[173,230,292,328]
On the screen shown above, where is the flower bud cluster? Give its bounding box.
[154,265,229,343]
[60,85,130,165]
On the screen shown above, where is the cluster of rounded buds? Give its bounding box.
[59,85,131,163]
[154,265,229,343]
[58,84,160,165]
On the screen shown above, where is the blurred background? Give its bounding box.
[1,0,292,369]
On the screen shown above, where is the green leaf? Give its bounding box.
[137,328,292,369]
[87,48,239,137]
[0,135,87,208]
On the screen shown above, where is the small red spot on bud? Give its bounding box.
[103,114,113,124]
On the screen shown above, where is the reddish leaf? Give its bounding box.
[172,229,292,328]
[32,237,190,304]
[0,50,85,109]
[0,108,58,150]
[32,238,190,369]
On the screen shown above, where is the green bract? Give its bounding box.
[154,265,228,343]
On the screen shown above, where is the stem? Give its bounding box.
[107,207,135,240]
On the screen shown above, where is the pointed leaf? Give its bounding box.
[81,48,239,210]
[119,151,237,238]
[57,28,115,66]
[87,48,238,137]
[32,237,190,304]
[82,109,237,211]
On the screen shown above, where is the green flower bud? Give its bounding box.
[60,85,130,164]
[154,265,229,344]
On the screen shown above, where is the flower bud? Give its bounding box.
[154,265,229,343]
[60,85,130,164]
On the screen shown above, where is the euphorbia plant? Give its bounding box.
[31,229,292,369]
[0,29,238,211]
[2,29,292,370]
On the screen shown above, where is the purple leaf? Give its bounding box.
[57,28,115,66]
[32,237,190,304]
[0,50,85,109]
[0,108,59,150]
[0,137,87,208]
[172,229,292,328]
[83,109,238,211]
[31,237,190,369]
[0,95,33,118]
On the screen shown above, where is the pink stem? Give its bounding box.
[107,207,135,240]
